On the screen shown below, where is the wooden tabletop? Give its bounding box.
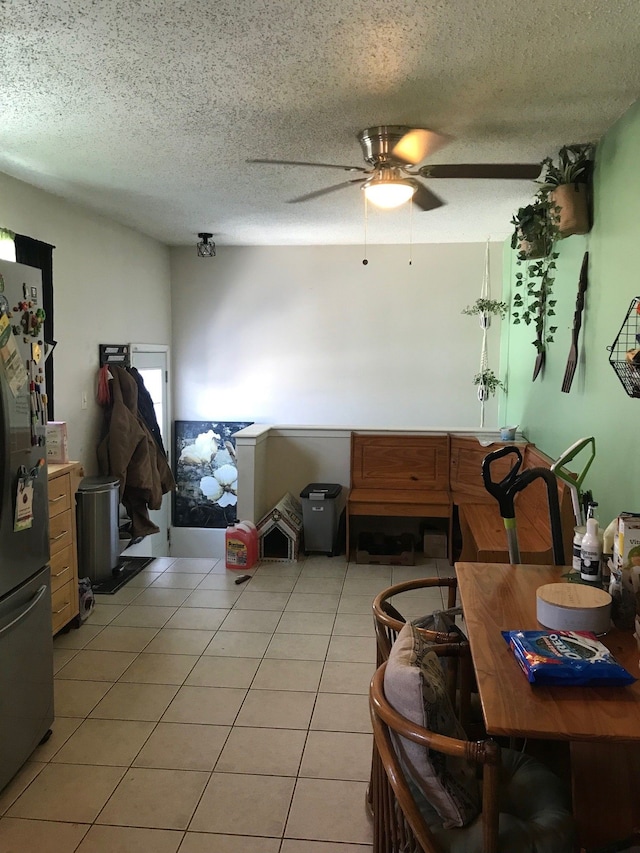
[455,561,640,741]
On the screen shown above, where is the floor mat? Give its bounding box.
[90,556,155,595]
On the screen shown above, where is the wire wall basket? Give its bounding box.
[608,297,640,398]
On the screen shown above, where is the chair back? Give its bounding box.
[369,659,501,853]
[372,577,460,665]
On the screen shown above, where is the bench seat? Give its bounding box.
[456,443,575,565]
[348,487,451,514]
[346,433,576,567]
[458,502,557,564]
[347,433,452,561]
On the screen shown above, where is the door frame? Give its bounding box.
[129,343,171,465]
[129,343,172,557]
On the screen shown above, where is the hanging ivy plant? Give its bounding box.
[512,252,559,351]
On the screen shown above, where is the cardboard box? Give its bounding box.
[614,514,640,571]
[46,421,69,464]
[423,530,448,559]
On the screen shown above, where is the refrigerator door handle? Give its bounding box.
[0,585,48,637]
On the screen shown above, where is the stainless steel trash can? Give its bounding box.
[76,476,120,583]
[299,483,342,555]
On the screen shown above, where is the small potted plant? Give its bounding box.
[462,298,508,329]
[473,368,504,402]
[510,202,552,260]
[537,143,595,237]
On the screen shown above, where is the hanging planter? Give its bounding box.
[461,298,508,330]
[473,368,504,402]
[510,203,552,261]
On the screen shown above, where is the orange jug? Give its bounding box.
[225,521,257,570]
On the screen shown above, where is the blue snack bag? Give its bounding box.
[502,629,636,686]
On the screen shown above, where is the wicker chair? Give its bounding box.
[369,656,576,853]
[372,577,460,663]
[371,577,471,729]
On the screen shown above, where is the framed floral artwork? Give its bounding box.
[173,420,253,528]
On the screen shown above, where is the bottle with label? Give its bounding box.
[572,525,586,573]
[236,520,258,568]
[602,517,617,586]
[580,517,602,582]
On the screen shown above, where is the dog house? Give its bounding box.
[257,493,303,561]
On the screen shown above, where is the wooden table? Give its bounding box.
[455,561,640,847]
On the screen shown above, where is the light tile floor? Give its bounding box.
[0,553,453,853]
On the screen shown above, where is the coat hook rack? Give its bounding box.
[99,344,130,368]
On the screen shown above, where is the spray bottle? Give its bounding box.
[580,512,602,583]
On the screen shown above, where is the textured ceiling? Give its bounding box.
[2,1,639,246]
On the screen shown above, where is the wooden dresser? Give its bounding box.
[47,462,83,635]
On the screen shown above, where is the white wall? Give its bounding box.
[0,172,171,473]
[170,242,505,429]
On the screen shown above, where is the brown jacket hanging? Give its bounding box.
[97,366,175,538]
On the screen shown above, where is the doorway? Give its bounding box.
[127,344,172,558]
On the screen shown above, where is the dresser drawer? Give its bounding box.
[50,546,74,593]
[51,582,74,634]
[49,509,73,555]
[48,474,71,518]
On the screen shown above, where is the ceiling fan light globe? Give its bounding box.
[363,180,416,209]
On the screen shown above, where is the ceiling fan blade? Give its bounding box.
[247,158,368,173]
[391,129,451,165]
[287,178,367,204]
[411,182,445,211]
[420,163,542,179]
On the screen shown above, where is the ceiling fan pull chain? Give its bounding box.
[409,203,414,265]
[362,195,368,265]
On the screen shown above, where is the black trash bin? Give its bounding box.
[299,483,342,556]
[76,476,120,583]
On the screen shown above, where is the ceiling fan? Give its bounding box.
[248,125,541,211]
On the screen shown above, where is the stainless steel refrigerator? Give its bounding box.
[0,258,54,792]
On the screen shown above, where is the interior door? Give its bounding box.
[128,345,171,558]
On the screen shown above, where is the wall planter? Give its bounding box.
[549,183,590,237]
[539,143,595,238]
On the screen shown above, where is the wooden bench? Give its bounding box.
[346,433,575,566]
[455,439,575,565]
[346,432,453,561]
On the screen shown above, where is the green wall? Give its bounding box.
[502,99,640,527]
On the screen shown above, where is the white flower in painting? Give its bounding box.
[180,430,221,465]
[199,476,223,502]
[213,448,234,467]
[200,463,238,507]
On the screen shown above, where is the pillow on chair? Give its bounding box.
[413,606,467,640]
[384,622,480,829]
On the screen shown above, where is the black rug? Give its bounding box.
[91,556,156,595]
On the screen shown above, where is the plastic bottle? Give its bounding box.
[602,517,617,586]
[572,525,586,573]
[225,523,254,570]
[237,520,258,568]
[580,517,602,582]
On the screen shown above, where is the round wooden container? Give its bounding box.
[536,583,612,634]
